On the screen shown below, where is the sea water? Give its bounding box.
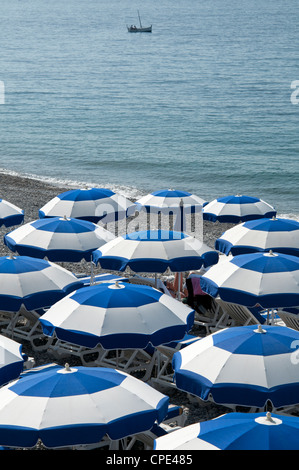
[0,0,298,218]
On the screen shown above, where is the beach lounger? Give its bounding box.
[20,362,59,376]
[77,272,170,293]
[48,338,156,380]
[212,298,267,329]
[122,423,180,450]
[275,307,299,330]
[127,274,171,295]
[74,272,127,286]
[194,297,232,333]
[2,307,54,351]
[148,334,201,389]
[0,311,13,328]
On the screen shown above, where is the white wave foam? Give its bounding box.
[1,167,298,219]
[0,167,145,201]
[277,212,299,222]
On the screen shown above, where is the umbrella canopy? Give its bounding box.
[0,364,169,448]
[92,230,218,273]
[135,189,206,232]
[200,251,299,309]
[0,254,82,311]
[216,217,299,257]
[202,195,276,223]
[135,189,206,214]
[154,412,299,450]
[4,216,115,262]
[38,187,136,224]
[0,335,25,386]
[172,324,299,408]
[0,199,24,227]
[39,281,195,349]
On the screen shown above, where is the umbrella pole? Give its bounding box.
[177,272,181,300]
[174,199,186,232]
[115,212,119,237]
[266,309,276,325]
[155,273,157,288]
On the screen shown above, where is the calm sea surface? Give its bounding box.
[0,0,298,217]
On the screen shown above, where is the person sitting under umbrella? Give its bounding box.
[185,269,213,311]
[165,272,188,299]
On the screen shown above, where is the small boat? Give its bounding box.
[127,11,152,33]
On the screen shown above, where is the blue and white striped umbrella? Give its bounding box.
[136,189,206,232]
[39,187,136,224]
[136,189,206,214]
[92,230,218,273]
[216,217,299,257]
[4,217,115,262]
[0,335,25,387]
[203,195,276,223]
[39,281,195,349]
[0,255,82,311]
[0,364,169,448]
[172,325,299,408]
[0,199,24,228]
[154,412,299,450]
[200,251,299,309]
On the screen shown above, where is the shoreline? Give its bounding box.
[1,168,298,222]
[0,169,236,253]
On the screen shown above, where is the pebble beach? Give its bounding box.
[0,170,237,450]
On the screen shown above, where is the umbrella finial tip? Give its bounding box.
[266,412,275,423]
[256,324,266,334]
[64,363,71,371]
